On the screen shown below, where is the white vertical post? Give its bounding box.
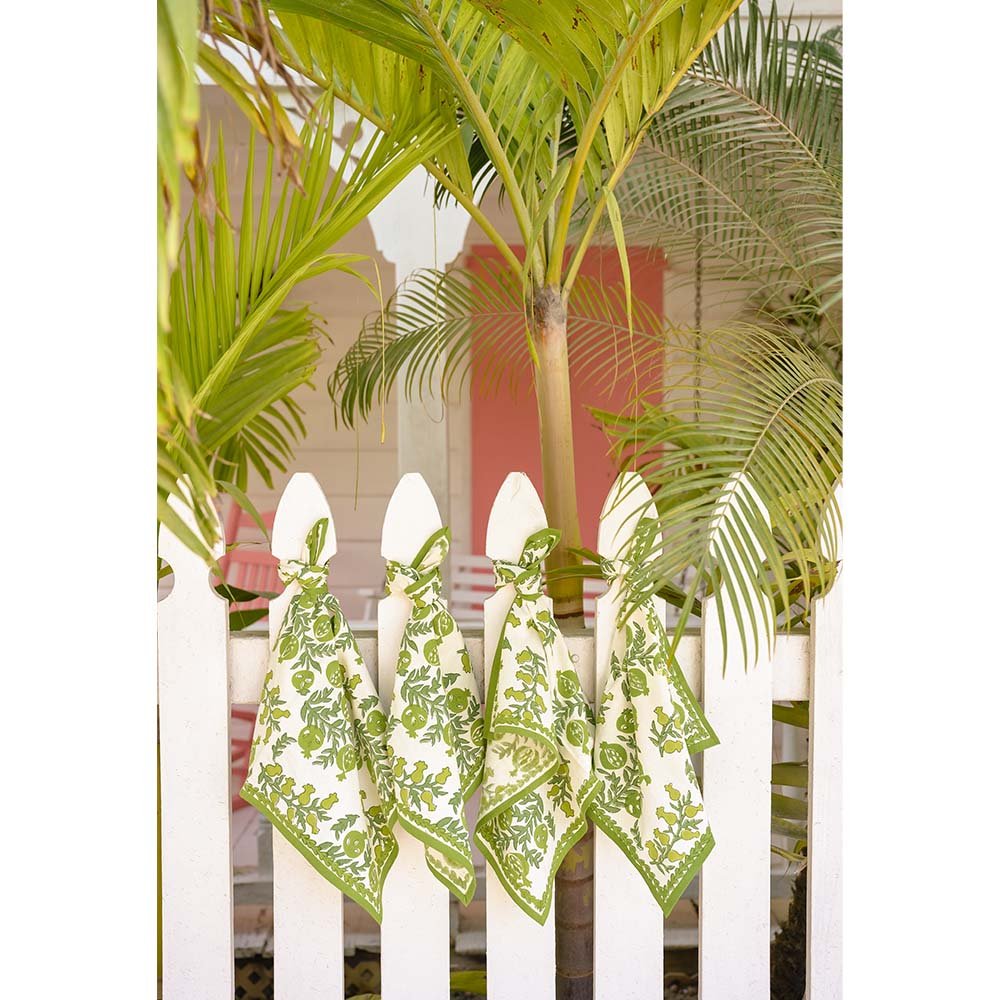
[378,473,451,1000]
[593,472,663,1000]
[807,487,843,999]
[269,474,344,1000]
[157,495,234,999]
[699,474,775,999]
[368,169,472,535]
[483,473,556,1000]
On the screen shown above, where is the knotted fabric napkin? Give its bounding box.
[474,528,596,924]
[240,518,398,922]
[384,527,484,904]
[590,517,718,915]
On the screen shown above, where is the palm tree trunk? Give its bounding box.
[554,825,594,1000]
[533,285,584,620]
[532,284,593,1000]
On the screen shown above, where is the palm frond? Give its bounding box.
[157,340,220,562]
[263,1,743,287]
[158,0,202,328]
[159,91,452,553]
[609,1,842,362]
[329,261,665,427]
[594,323,842,665]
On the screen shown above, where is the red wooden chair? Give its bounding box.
[217,503,280,613]
[230,708,258,811]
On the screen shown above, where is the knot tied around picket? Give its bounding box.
[276,562,328,598]
[384,526,447,605]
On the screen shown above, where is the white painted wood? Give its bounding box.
[699,473,776,1000]
[229,630,809,712]
[160,467,836,995]
[698,594,775,999]
[369,169,472,545]
[378,473,451,1000]
[806,485,843,1000]
[269,473,344,1000]
[483,472,556,1000]
[593,472,663,1000]
[229,631,811,709]
[772,634,811,701]
[157,493,234,1000]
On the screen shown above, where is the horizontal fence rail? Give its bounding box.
[158,472,842,1000]
[229,631,812,707]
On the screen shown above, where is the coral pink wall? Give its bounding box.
[467,245,665,552]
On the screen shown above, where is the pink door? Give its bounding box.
[467,245,666,551]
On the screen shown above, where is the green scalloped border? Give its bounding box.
[240,784,398,924]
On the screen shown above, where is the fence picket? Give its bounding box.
[484,473,556,1000]
[158,494,233,1000]
[806,487,843,999]
[593,472,663,1000]
[269,474,344,1000]
[699,474,775,1000]
[378,473,451,1000]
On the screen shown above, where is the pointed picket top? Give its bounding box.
[593,479,664,1000]
[486,472,548,562]
[381,472,442,564]
[271,473,337,563]
[377,472,452,1000]
[598,471,657,562]
[158,484,225,596]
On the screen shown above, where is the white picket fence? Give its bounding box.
[158,470,843,1000]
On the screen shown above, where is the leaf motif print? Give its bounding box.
[474,528,596,925]
[240,518,397,922]
[384,527,485,904]
[590,518,718,916]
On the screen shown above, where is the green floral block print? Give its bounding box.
[240,519,398,922]
[474,528,597,925]
[384,528,485,904]
[590,519,719,917]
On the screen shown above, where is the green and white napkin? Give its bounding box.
[384,527,484,904]
[240,519,398,922]
[474,528,596,925]
[590,518,718,916]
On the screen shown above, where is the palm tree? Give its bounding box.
[251,0,745,620]
[613,4,841,358]
[226,4,743,993]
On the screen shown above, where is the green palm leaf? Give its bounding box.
[610,2,842,363]
[159,91,452,547]
[157,342,221,563]
[264,1,742,288]
[328,261,664,427]
[594,323,842,666]
[158,0,201,330]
